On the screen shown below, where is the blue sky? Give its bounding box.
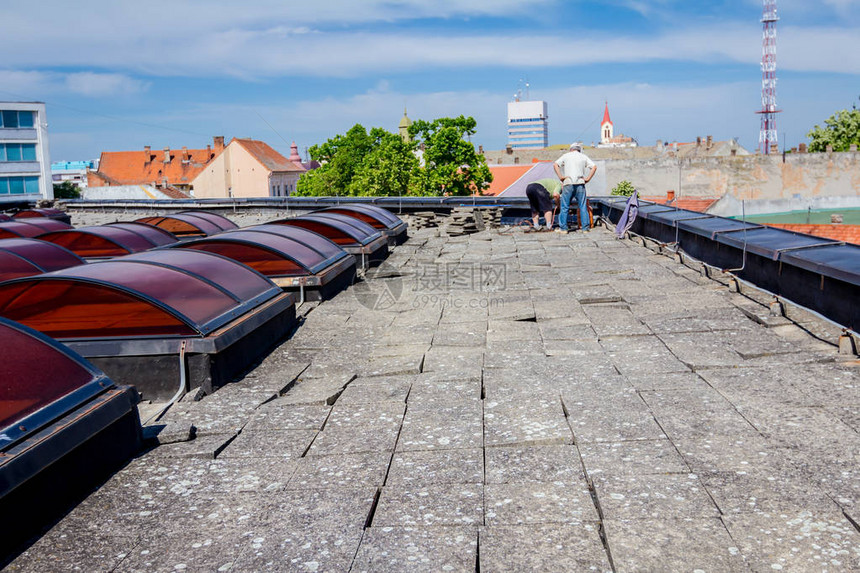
[1,0,858,162]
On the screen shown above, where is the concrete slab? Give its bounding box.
[484,444,584,485]
[387,448,483,486]
[397,402,483,452]
[217,430,317,460]
[287,451,392,488]
[351,526,478,573]
[478,524,610,573]
[485,482,598,525]
[593,473,721,520]
[578,439,690,477]
[243,402,332,431]
[724,510,860,571]
[373,484,483,527]
[484,398,572,448]
[604,518,749,572]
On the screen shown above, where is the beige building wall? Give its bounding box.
[191,142,274,198]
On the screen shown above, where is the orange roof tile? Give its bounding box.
[91,146,216,187]
[484,164,535,196]
[234,139,305,173]
[641,196,719,213]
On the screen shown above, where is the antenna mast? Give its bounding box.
[757,0,780,154]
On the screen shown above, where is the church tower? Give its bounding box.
[600,102,614,145]
[399,108,412,143]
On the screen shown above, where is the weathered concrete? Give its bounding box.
[7,223,860,572]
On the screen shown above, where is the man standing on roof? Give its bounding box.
[554,143,597,234]
[524,177,561,232]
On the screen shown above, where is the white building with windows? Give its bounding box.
[507,100,548,150]
[0,102,52,203]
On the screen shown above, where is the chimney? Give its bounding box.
[181,146,189,163]
[214,136,225,152]
[144,146,151,164]
[696,137,702,147]
[667,190,675,202]
[163,147,171,163]
[206,144,212,159]
[798,143,807,153]
[706,135,713,149]
[478,145,484,154]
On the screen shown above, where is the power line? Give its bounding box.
[0,87,213,139]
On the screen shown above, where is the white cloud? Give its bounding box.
[64,73,150,97]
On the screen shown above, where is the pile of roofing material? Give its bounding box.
[442,207,481,236]
[36,222,177,259]
[314,204,408,246]
[0,218,71,239]
[0,238,84,281]
[172,224,356,302]
[481,207,503,228]
[134,210,238,238]
[407,211,439,230]
[0,250,296,401]
[0,317,142,557]
[267,212,389,269]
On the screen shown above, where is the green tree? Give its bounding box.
[807,100,860,152]
[296,124,417,196]
[610,180,636,196]
[53,181,81,199]
[408,116,492,196]
[349,129,419,196]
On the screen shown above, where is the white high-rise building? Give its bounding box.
[0,102,52,203]
[507,100,548,149]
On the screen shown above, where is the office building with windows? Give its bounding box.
[507,100,548,150]
[0,102,52,203]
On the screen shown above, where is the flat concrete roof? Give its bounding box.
[8,223,860,571]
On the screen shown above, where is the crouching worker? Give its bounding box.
[525,178,561,232]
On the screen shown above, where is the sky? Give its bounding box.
[1,0,858,162]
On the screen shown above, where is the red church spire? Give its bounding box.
[602,101,613,126]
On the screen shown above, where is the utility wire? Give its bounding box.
[0,87,214,139]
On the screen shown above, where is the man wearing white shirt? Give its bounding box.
[553,143,597,233]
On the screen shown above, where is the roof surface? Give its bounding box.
[234,139,306,173]
[484,164,536,196]
[90,148,215,186]
[10,220,860,571]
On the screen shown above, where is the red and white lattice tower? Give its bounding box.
[757,0,780,154]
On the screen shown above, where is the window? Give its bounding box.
[0,176,40,195]
[18,111,34,128]
[0,143,36,162]
[1,110,35,128]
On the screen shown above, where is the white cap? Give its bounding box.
[570,142,582,151]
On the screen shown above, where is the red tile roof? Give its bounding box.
[765,224,860,246]
[641,196,719,213]
[602,102,612,126]
[484,164,536,196]
[89,146,217,187]
[234,139,305,173]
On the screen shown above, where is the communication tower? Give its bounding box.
[757,0,780,154]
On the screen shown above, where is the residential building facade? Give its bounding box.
[507,100,548,150]
[191,138,305,198]
[52,160,97,188]
[0,102,52,203]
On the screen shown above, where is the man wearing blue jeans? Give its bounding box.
[553,143,597,233]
